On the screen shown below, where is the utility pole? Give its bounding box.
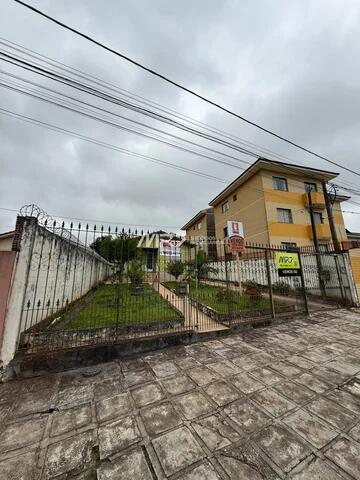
[322,180,340,253]
[308,191,326,297]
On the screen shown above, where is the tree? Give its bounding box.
[127,258,145,292]
[187,250,217,282]
[90,235,139,263]
[167,260,185,281]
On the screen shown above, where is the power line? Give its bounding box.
[0,106,230,183]
[2,41,360,195]
[12,0,360,178]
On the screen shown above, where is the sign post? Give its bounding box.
[226,221,245,292]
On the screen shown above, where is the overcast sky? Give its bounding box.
[1,0,360,235]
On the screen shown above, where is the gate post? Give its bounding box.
[265,249,275,319]
[334,254,346,305]
[298,252,310,315]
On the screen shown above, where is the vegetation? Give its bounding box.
[186,250,218,281]
[127,258,145,289]
[163,281,277,314]
[166,260,186,280]
[273,281,293,296]
[241,280,263,301]
[56,284,181,329]
[90,235,139,263]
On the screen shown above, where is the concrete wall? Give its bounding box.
[0,235,14,252]
[0,251,16,351]
[1,217,111,367]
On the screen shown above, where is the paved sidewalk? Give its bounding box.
[1,309,360,479]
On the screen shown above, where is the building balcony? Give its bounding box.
[309,223,331,241]
[303,191,326,208]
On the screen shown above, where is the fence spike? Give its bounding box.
[101,225,104,233]
[141,229,143,235]
[44,219,48,226]
[70,222,73,229]
[94,225,97,231]
[135,229,138,235]
[78,223,81,229]
[122,228,125,234]
[27,299,31,308]
[53,220,56,227]
[61,221,65,228]
[37,299,41,307]
[108,226,111,234]
[115,226,118,234]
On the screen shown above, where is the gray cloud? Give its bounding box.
[1,0,360,234]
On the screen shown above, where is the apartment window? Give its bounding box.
[281,242,297,250]
[193,225,196,231]
[222,201,229,213]
[273,176,288,191]
[277,208,293,224]
[197,222,202,230]
[313,212,323,224]
[223,226,228,238]
[304,182,317,192]
[233,194,237,201]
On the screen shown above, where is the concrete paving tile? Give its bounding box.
[310,366,349,386]
[94,378,124,400]
[123,368,154,387]
[256,424,311,473]
[175,390,214,419]
[0,416,48,453]
[325,359,360,376]
[96,393,132,423]
[295,372,332,393]
[231,355,264,371]
[11,389,55,418]
[57,384,94,408]
[44,430,95,478]
[270,361,303,378]
[306,397,358,430]
[152,426,205,476]
[97,447,153,480]
[283,409,338,448]
[140,401,182,436]
[348,422,360,442]
[341,378,360,397]
[224,399,271,434]
[178,460,222,480]
[325,438,360,479]
[161,374,196,395]
[192,414,240,451]
[208,360,241,377]
[251,388,296,417]
[51,403,92,436]
[326,388,360,414]
[273,381,315,405]
[150,360,179,378]
[215,347,241,360]
[174,355,201,369]
[286,355,316,370]
[204,380,240,406]
[121,358,147,372]
[290,458,346,480]
[98,416,140,459]
[217,442,280,479]
[250,367,284,386]
[131,382,164,407]
[230,371,265,394]
[187,366,220,386]
[0,450,41,480]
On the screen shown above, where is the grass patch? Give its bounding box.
[53,283,182,329]
[162,281,279,314]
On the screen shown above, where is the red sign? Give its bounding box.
[228,235,245,253]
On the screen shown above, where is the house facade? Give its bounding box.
[182,158,349,252]
[181,208,216,259]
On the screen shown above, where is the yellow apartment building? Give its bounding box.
[182,158,349,251]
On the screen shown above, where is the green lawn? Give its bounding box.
[53,283,182,330]
[163,281,276,314]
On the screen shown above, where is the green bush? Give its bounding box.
[242,280,262,301]
[166,260,185,281]
[273,281,293,296]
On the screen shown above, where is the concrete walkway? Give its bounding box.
[1,308,360,479]
[156,282,229,333]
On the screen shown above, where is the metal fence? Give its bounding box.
[13,216,357,355]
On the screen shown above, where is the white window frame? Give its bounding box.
[221,201,229,213]
[273,176,288,192]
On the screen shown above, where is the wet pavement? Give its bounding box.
[1,308,360,479]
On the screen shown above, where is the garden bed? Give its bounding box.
[162,281,293,324]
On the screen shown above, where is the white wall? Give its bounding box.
[1,217,110,367]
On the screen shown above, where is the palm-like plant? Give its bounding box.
[187,250,218,282]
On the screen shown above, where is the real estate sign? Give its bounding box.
[159,239,181,258]
[275,251,301,277]
[227,221,245,253]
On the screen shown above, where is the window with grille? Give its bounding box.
[222,201,229,213]
[277,208,293,223]
[273,176,288,191]
[304,182,317,192]
[281,242,297,250]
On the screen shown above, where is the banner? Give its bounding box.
[227,221,245,253]
[275,251,301,276]
[159,239,181,257]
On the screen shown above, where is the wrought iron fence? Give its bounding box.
[12,214,357,355]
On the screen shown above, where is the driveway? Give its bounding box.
[1,308,360,479]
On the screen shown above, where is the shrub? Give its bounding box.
[242,280,262,301]
[273,281,292,296]
[216,288,237,304]
[166,260,185,281]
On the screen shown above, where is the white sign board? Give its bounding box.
[226,221,245,253]
[159,239,182,257]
